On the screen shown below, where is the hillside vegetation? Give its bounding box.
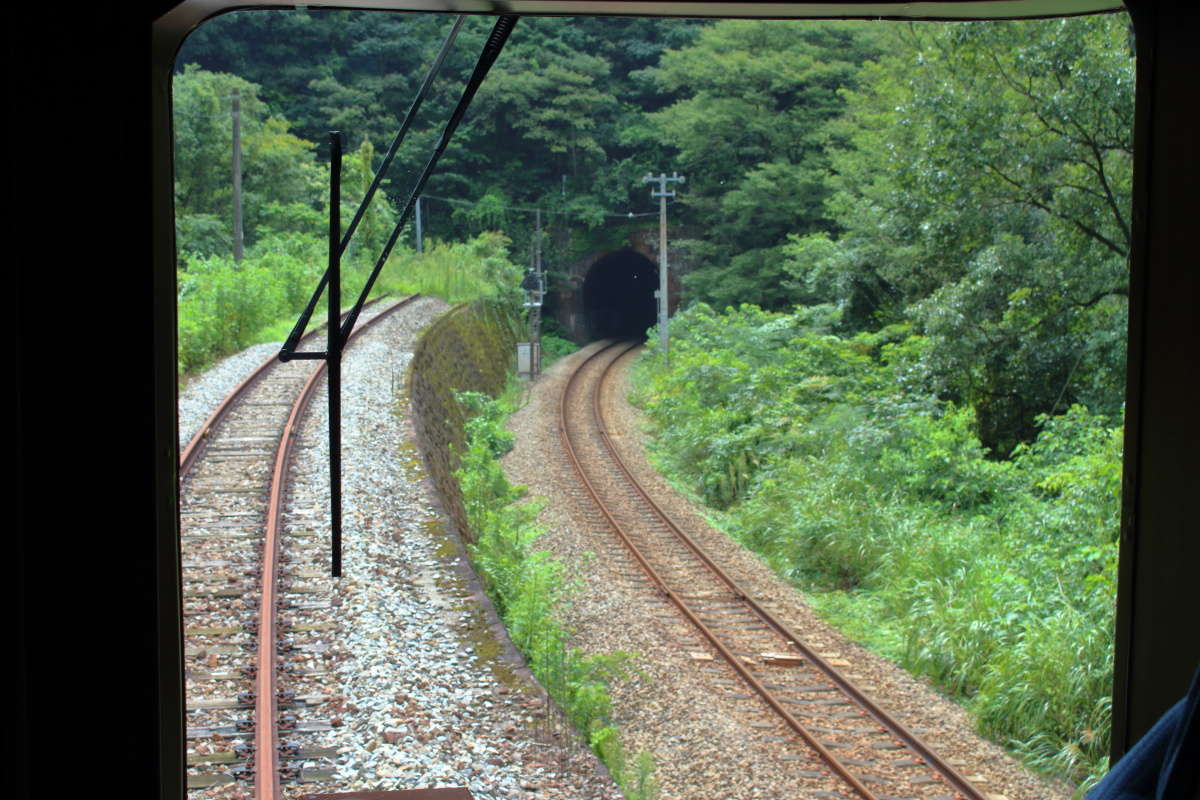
[631,304,1119,787]
[626,15,1129,792]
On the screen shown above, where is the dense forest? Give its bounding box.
[174,9,1132,791]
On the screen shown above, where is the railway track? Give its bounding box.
[180,295,417,798]
[559,339,989,800]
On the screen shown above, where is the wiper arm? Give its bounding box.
[279,14,467,361]
[275,14,519,578]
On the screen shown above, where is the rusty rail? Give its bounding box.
[179,295,419,797]
[179,295,391,477]
[253,294,420,799]
[558,340,988,800]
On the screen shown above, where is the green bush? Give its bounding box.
[177,231,523,378]
[177,249,299,374]
[386,232,524,308]
[540,333,579,367]
[630,303,1122,789]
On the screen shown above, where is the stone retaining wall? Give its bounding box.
[408,300,519,543]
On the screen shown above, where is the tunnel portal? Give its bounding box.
[581,249,659,341]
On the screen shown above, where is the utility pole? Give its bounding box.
[414,195,424,252]
[518,209,545,380]
[231,91,244,262]
[643,171,684,358]
[525,208,544,378]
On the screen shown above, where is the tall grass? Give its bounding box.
[177,232,325,375]
[454,388,658,800]
[385,232,524,307]
[630,303,1120,792]
[177,231,523,378]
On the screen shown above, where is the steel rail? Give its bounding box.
[559,340,988,800]
[252,293,422,799]
[179,295,392,477]
[556,341,877,800]
[178,295,417,797]
[593,344,988,800]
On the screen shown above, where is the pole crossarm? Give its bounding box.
[644,171,685,196]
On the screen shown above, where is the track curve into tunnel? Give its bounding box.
[582,249,659,341]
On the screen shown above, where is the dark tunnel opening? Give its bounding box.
[582,249,659,341]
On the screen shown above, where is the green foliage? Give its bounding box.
[179,11,702,262]
[475,43,618,173]
[626,751,660,800]
[174,15,1133,451]
[539,333,579,368]
[340,137,399,264]
[175,228,394,376]
[632,304,1121,788]
[176,237,322,374]
[590,728,661,800]
[173,66,404,376]
[801,16,1132,451]
[173,65,324,257]
[454,189,514,237]
[176,227,522,378]
[453,391,657,798]
[387,232,525,309]
[175,213,232,258]
[644,20,883,309]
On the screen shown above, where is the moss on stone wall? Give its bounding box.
[408,299,522,542]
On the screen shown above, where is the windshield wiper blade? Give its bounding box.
[339,14,519,345]
[279,14,468,361]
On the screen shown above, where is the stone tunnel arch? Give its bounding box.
[581,248,660,341]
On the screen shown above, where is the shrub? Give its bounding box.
[385,232,524,309]
[177,230,521,377]
[540,333,578,367]
[178,252,289,374]
[628,302,1122,789]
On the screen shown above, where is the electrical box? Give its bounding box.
[517,341,541,379]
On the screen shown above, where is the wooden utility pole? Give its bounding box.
[231,91,244,262]
[643,171,684,357]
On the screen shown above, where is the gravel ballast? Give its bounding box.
[179,298,621,800]
[502,342,1076,800]
[179,342,282,449]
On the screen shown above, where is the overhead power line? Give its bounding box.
[419,192,663,220]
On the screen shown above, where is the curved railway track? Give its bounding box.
[180,295,417,798]
[559,340,989,800]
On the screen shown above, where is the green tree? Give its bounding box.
[787,16,1132,451]
[476,44,618,179]
[176,11,706,268]
[644,20,882,309]
[173,65,323,257]
[338,136,398,265]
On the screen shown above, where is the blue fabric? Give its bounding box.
[1086,665,1200,800]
